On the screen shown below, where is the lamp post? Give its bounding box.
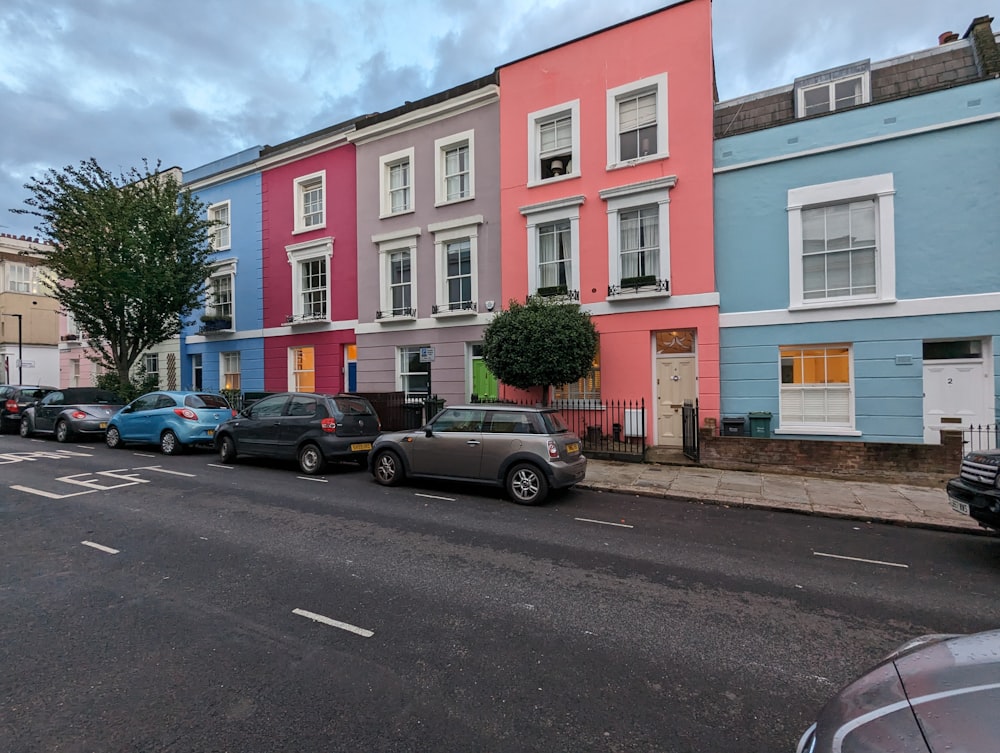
[1,313,23,383]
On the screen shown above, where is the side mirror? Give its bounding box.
[121,406,133,414]
[424,425,434,437]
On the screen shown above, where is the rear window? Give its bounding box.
[18,388,52,401]
[186,393,231,409]
[332,397,375,416]
[62,388,122,404]
[538,410,570,434]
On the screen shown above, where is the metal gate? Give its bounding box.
[682,399,699,462]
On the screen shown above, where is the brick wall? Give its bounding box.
[697,429,965,484]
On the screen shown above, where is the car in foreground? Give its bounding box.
[1,384,56,434]
[369,403,587,505]
[796,629,1000,753]
[19,387,125,442]
[105,390,234,454]
[945,447,1000,532]
[214,392,381,474]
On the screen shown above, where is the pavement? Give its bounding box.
[580,457,987,535]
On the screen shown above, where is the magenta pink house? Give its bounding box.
[258,121,360,394]
[497,0,719,447]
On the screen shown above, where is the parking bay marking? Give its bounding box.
[132,465,198,478]
[813,551,909,569]
[297,476,328,483]
[575,517,634,529]
[292,608,374,638]
[415,492,455,501]
[82,541,120,555]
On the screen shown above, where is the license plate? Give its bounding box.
[950,499,970,516]
[566,442,580,454]
[350,442,372,452]
[99,422,107,429]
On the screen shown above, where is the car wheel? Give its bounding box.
[372,449,404,486]
[19,416,32,438]
[160,430,183,456]
[298,443,325,475]
[218,434,237,463]
[106,426,123,449]
[55,420,72,443]
[506,463,549,505]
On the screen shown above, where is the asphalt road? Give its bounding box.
[2,434,999,752]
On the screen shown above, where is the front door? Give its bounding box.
[656,356,696,447]
[923,359,992,442]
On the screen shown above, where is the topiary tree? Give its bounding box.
[481,297,598,405]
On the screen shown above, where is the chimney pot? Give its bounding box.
[939,31,959,44]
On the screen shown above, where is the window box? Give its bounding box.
[537,284,568,298]
[60,333,79,342]
[620,274,657,289]
[199,314,232,332]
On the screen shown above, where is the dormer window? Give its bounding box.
[794,61,870,118]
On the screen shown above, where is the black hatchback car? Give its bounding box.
[214,392,381,474]
[0,384,56,434]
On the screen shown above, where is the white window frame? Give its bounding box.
[288,346,315,392]
[777,344,859,436]
[520,196,584,298]
[143,352,160,384]
[398,345,430,399]
[600,177,676,300]
[7,262,33,293]
[429,215,482,317]
[787,174,895,310]
[528,100,581,187]
[606,73,669,169]
[373,227,421,321]
[293,170,326,233]
[795,72,870,118]
[379,147,415,217]
[221,351,241,391]
[285,237,333,323]
[208,200,231,251]
[434,130,475,206]
[206,258,237,324]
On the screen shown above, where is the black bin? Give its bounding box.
[721,416,746,436]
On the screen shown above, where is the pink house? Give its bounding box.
[258,121,360,393]
[497,0,719,447]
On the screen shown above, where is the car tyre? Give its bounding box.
[19,416,32,438]
[298,443,325,475]
[506,462,549,505]
[372,449,404,486]
[160,430,183,456]
[218,434,237,463]
[55,420,72,443]
[106,426,124,449]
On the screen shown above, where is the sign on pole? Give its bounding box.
[419,347,436,363]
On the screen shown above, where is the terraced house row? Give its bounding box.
[54,0,1000,458]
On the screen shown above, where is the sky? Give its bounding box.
[2,0,996,238]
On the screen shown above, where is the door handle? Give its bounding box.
[466,440,481,446]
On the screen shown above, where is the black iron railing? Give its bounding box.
[963,423,1000,451]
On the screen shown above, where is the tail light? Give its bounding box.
[71,411,87,420]
[231,409,237,418]
[547,439,560,459]
[321,417,337,433]
[6,399,19,413]
[173,408,198,421]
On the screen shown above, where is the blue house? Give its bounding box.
[714,16,1000,445]
[181,147,266,396]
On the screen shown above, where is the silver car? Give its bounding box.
[370,404,587,505]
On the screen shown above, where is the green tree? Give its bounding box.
[13,158,215,391]
[481,297,598,405]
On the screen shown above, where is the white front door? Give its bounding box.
[656,356,696,447]
[923,359,992,442]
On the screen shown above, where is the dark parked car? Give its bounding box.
[946,448,1000,532]
[369,404,587,505]
[19,387,125,442]
[106,391,234,454]
[214,392,381,475]
[797,629,1000,752]
[0,384,56,434]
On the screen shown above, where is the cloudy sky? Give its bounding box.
[2,0,995,237]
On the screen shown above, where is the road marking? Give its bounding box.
[297,476,328,483]
[292,608,374,638]
[132,452,157,458]
[415,492,454,501]
[10,485,96,499]
[82,541,119,554]
[133,465,198,477]
[813,551,909,569]
[206,463,232,469]
[575,517,634,529]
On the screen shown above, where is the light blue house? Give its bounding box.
[714,17,1000,444]
[180,147,266,396]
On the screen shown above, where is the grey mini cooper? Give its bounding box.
[369,404,587,505]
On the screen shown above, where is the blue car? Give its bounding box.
[105,391,234,455]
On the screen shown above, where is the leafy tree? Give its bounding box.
[481,297,598,405]
[12,158,215,385]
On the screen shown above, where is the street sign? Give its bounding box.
[419,347,436,363]
[16,360,35,368]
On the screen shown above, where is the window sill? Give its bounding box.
[283,315,329,326]
[788,297,896,312]
[198,328,235,336]
[434,195,474,208]
[606,289,669,303]
[379,208,415,220]
[377,314,416,323]
[774,427,862,437]
[606,153,668,171]
[432,308,478,318]
[291,224,326,236]
[527,173,579,189]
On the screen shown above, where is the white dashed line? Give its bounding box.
[206,463,233,469]
[297,476,328,483]
[292,608,373,638]
[813,551,909,569]
[132,453,157,458]
[132,465,198,477]
[82,541,120,554]
[574,517,634,529]
[415,492,455,501]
